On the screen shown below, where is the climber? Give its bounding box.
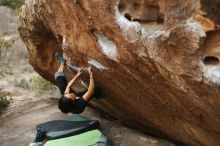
[54,53,101,114]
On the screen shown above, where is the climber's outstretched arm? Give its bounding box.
[83,67,95,102]
[64,69,82,94]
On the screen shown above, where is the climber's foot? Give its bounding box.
[55,52,65,64]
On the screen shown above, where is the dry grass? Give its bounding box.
[29,75,56,94]
[13,78,29,89]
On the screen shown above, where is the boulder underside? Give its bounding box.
[18,0,220,145]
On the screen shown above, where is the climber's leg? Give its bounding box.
[54,53,68,94]
[57,62,65,73]
[54,62,68,94]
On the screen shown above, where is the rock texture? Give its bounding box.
[18,0,220,145]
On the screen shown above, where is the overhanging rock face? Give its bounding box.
[18,0,220,145]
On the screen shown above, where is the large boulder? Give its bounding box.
[18,0,220,145]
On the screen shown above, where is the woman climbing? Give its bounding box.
[54,53,101,114]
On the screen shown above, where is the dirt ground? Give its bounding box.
[0,98,175,146]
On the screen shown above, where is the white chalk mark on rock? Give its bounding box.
[115,10,141,33]
[66,62,79,71]
[186,19,206,37]
[62,36,68,49]
[95,33,118,62]
[203,65,220,85]
[88,58,108,70]
[81,80,88,89]
[114,8,141,42]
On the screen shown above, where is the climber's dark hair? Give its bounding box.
[58,95,75,113]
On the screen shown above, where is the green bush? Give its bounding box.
[0,37,13,57]
[0,96,11,108]
[0,38,12,49]
[0,92,12,114]
[0,38,14,75]
[0,0,25,9]
[0,37,13,60]
[30,75,56,93]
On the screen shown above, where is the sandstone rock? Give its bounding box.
[18,0,220,145]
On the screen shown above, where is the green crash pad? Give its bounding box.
[30,130,101,146]
[35,115,100,142]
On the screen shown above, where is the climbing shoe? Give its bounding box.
[55,52,65,64]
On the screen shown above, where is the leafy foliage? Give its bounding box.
[0,38,12,49]
[0,91,12,114]
[0,37,14,65]
[0,0,25,9]
[0,37,13,57]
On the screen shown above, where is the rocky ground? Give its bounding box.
[0,6,175,146]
